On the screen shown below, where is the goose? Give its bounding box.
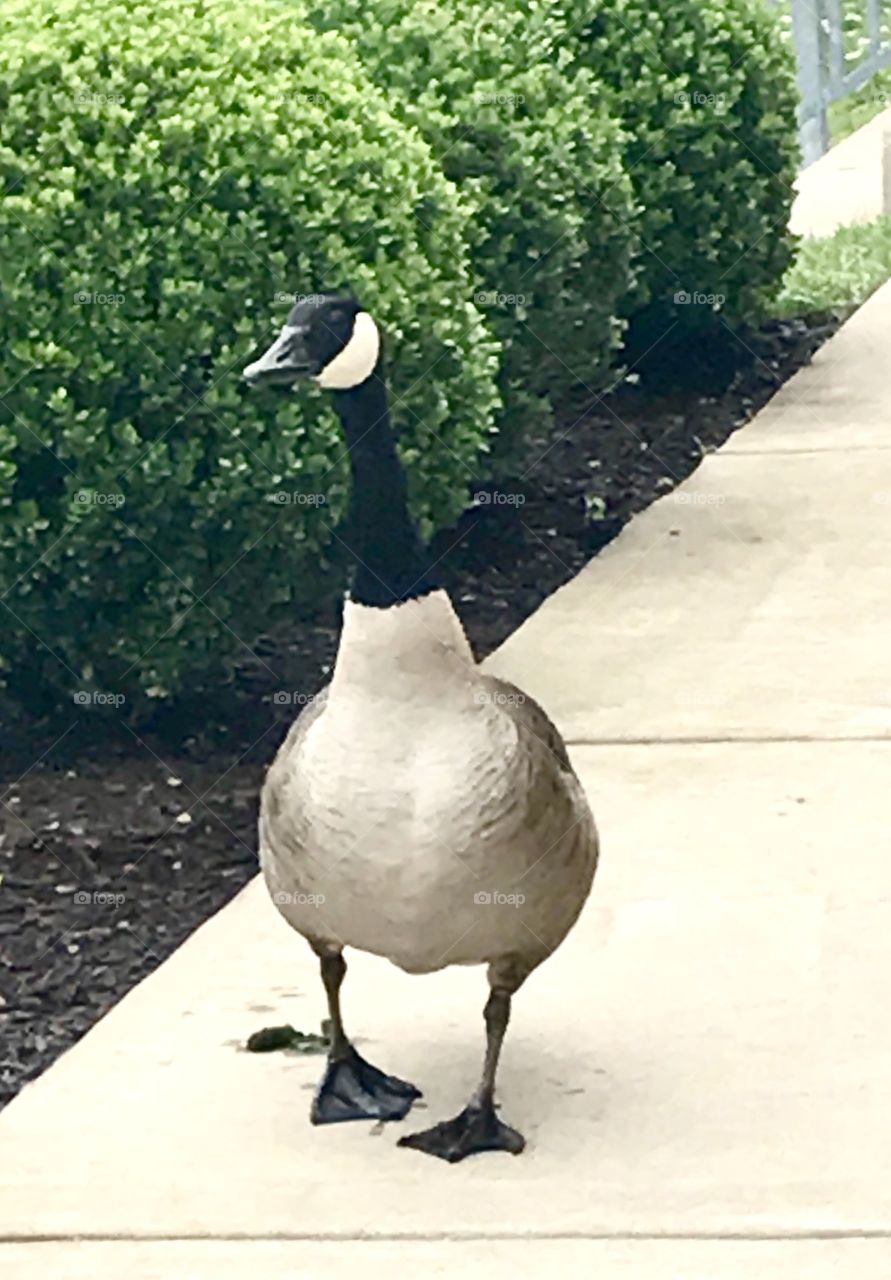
[243,293,599,1162]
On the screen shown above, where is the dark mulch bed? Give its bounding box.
[0,314,837,1109]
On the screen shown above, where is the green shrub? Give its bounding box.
[550,0,799,342]
[0,0,500,707]
[304,0,636,442]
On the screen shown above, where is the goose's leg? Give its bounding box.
[310,945,421,1125]
[398,963,527,1162]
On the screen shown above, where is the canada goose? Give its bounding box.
[244,293,598,1162]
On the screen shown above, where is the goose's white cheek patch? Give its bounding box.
[315,312,381,389]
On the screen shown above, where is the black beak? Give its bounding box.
[243,325,312,386]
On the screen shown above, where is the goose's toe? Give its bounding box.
[311,1045,421,1124]
[398,1099,525,1163]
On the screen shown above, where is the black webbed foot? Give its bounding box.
[398,1097,525,1163]
[311,1045,421,1124]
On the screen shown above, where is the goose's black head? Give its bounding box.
[243,293,381,390]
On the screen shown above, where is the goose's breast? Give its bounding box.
[260,698,593,971]
[267,699,521,875]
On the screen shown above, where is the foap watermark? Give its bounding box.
[474,290,528,307]
[473,489,525,507]
[74,290,125,307]
[674,90,726,106]
[67,89,126,107]
[671,491,726,506]
[273,291,328,305]
[674,290,725,308]
[475,90,525,107]
[74,890,126,907]
[73,691,126,708]
[272,891,326,906]
[474,891,526,907]
[268,92,327,106]
[73,489,125,508]
[268,491,327,506]
[272,691,323,707]
[473,689,526,707]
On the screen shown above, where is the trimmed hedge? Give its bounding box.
[552,0,799,339]
[0,0,799,709]
[304,0,636,432]
[0,0,500,705]
[306,0,798,367]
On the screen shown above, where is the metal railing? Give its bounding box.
[783,0,891,164]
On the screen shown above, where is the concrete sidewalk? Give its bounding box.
[3,285,891,1275]
[790,105,891,237]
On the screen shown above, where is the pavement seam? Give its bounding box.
[565,734,891,746]
[721,445,891,456]
[3,1230,891,1243]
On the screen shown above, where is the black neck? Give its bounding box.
[332,369,438,608]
